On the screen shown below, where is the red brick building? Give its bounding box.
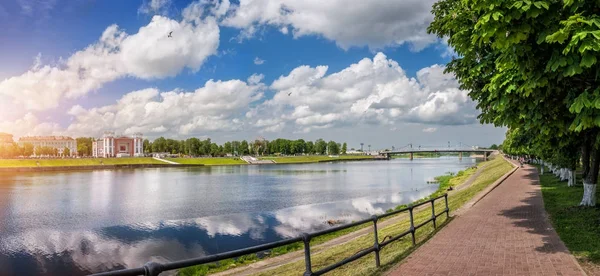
[92,131,143,158]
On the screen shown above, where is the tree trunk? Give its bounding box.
[582,135,591,179]
[581,147,599,206]
[567,169,575,187]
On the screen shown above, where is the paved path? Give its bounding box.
[152,157,179,164]
[388,161,585,276]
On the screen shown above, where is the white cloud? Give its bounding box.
[422,127,437,133]
[139,0,171,15]
[1,51,478,139]
[220,0,438,50]
[253,57,265,65]
[0,113,63,138]
[247,73,264,84]
[250,52,477,133]
[65,79,264,138]
[0,12,219,111]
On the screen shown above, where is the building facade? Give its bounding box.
[92,132,143,158]
[18,136,78,156]
[0,133,13,146]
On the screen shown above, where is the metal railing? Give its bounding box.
[92,194,449,276]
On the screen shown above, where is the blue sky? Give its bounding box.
[0,0,505,148]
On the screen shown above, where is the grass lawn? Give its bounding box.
[0,157,164,167]
[167,157,247,165]
[259,155,373,164]
[538,170,600,274]
[178,156,512,276]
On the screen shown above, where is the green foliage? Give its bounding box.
[429,0,600,133]
[76,137,94,156]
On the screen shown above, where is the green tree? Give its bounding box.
[143,139,152,154]
[240,140,249,155]
[21,143,34,157]
[428,0,600,206]
[76,137,93,156]
[152,137,167,153]
[489,144,498,150]
[210,143,220,156]
[315,139,327,155]
[223,142,233,155]
[306,141,314,154]
[327,141,340,155]
[342,142,347,154]
[63,147,70,157]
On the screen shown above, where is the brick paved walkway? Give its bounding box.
[388,162,585,276]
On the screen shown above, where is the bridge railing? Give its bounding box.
[91,194,450,276]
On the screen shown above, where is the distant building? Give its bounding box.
[18,136,77,156]
[0,133,13,146]
[92,131,143,158]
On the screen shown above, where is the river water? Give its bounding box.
[0,157,476,275]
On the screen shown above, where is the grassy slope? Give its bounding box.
[0,157,164,167]
[167,158,247,165]
[259,155,373,164]
[178,156,511,276]
[538,171,600,272]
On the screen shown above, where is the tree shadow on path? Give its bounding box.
[497,167,572,255]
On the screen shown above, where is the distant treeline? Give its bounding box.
[144,137,349,157]
[0,136,350,158]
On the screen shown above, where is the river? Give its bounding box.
[0,157,477,275]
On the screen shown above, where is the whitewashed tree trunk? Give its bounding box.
[567,170,574,187]
[540,166,544,175]
[580,182,597,206]
[561,168,568,181]
[571,169,576,187]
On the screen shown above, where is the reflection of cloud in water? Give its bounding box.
[195,214,268,240]
[352,198,385,215]
[258,169,348,175]
[0,187,437,274]
[0,229,204,275]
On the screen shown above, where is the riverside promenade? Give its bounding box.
[388,161,585,276]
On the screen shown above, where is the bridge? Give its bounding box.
[380,143,495,161]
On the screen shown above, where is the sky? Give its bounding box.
[0,0,506,149]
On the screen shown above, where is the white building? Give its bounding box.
[92,131,143,158]
[18,136,78,156]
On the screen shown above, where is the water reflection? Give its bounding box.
[0,189,435,275]
[0,158,474,275]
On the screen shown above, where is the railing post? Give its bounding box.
[444,193,449,219]
[431,200,437,229]
[143,262,164,276]
[302,233,313,276]
[409,205,416,246]
[372,215,381,267]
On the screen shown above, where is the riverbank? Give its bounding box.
[538,168,600,275]
[178,156,513,276]
[0,157,165,167]
[0,157,205,172]
[167,157,247,165]
[259,155,374,164]
[0,155,377,171]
